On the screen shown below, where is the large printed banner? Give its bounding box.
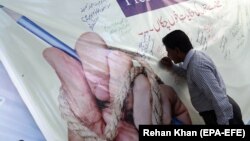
[0,0,250,140]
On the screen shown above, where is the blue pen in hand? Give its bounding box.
[0,5,80,61]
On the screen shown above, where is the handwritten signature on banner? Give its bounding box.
[80,0,111,30]
[104,18,131,35]
[137,33,155,58]
[230,23,245,49]
[196,30,208,51]
[218,23,246,59]
[195,22,246,59]
[219,35,231,59]
[195,23,215,51]
[138,0,222,35]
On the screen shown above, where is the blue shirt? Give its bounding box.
[172,49,233,124]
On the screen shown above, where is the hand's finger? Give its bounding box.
[115,121,138,141]
[160,57,170,64]
[43,48,104,134]
[75,32,110,101]
[103,51,133,134]
[132,74,152,129]
[159,84,192,124]
[108,51,132,97]
[159,84,174,124]
[159,57,173,68]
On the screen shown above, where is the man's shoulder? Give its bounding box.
[194,49,208,56]
[190,50,213,68]
[192,50,212,60]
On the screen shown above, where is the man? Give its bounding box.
[160,30,244,125]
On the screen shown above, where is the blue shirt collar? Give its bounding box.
[182,49,195,70]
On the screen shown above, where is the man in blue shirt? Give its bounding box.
[160,30,244,125]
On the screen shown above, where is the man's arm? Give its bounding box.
[172,64,187,78]
[160,57,186,78]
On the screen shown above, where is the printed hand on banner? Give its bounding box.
[43,32,191,141]
[43,32,138,141]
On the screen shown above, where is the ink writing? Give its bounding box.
[137,33,155,58]
[104,18,131,35]
[81,0,111,30]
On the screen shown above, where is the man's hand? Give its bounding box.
[159,57,173,69]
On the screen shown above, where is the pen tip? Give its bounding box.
[1,6,21,21]
[0,5,4,8]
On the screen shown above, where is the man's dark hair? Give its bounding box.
[162,30,193,53]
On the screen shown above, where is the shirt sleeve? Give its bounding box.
[192,65,232,125]
[172,64,186,78]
